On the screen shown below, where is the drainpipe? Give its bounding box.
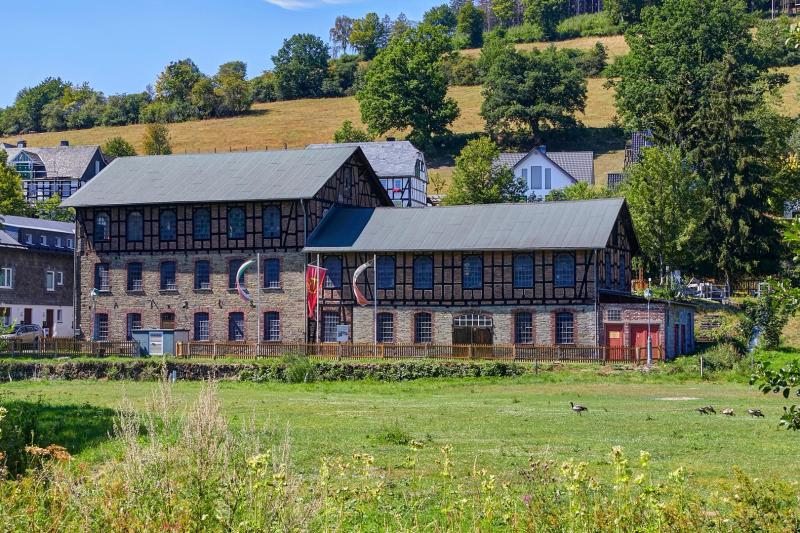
[300,199,308,343]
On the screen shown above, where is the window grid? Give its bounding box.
[194,312,210,341]
[95,264,110,291]
[127,263,143,291]
[607,309,622,321]
[227,207,245,239]
[195,260,211,290]
[264,259,281,288]
[229,259,244,289]
[453,314,492,327]
[414,313,432,343]
[159,210,177,241]
[376,313,394,343]
[263,206,281,239]
[160,262,177,291]
[161,312,176,330]
[193,208,211,240]
[264,312,280,341]
[515,312,533,344]
[555,312,574,345]
[0,267,11,288]
[127,211,143,242]
[376,256,395,289]
[94,213,109,242]
[127,313,142,339]
[513,254,534,288]
[462,256,483,289]
[95,314,109,341]
[322,312,338,342]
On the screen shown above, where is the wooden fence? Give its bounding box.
[0,338,141,358]
[175,342,664,364]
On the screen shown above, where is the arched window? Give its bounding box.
[376,256,395,289]
[263,205,281,239]
[514,312,533,344]
[193,208,210,240]
[376,312,394,343]
[413,256,433,289]
[323,256,342,288]
[94,212,109,242]
[414,312,432,343]
[462,256,483,289]
[452,314,493,345]
[227,207,245,239]
[159,210,177,241]
[554,253,575,288]
[555,312,574,345]
[127,211,143,242]
[513,254,534,288]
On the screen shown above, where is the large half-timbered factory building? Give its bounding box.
[63,148,694,358]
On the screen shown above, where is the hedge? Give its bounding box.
[0,359,530,383]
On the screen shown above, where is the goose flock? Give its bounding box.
[567,402,767,418]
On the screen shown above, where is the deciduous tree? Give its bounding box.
[456,1,485,48]
[423,4,458,34]
[329,16,354,56]
[333,120,372,143]
[523,0,568,39]
[349,13,386,60]
[272,34,330,100]
[356,24,459,148]
[101,136,137,157]
[444,137,526,204]
[0,151,29,217]
[31,194,74,222]
[142,123,172,155]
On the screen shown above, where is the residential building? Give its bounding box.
[1,140,107,203]
[624,130,654,169]
[64,148,694,359]
[307,141,428,207]
[0,215,75,336]
[497,148,594,200]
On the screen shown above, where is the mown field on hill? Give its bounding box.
[3,35,798,185]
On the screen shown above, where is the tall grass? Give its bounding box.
[0,382,798,531]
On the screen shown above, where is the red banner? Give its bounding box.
[306,265,327,318]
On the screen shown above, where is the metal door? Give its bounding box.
[149,332,164,356]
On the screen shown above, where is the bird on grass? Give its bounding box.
[696,407,710,415]
[570,402,588,415]
[748,408,765,418]
[721,408,735,416]
[703,405,717,414]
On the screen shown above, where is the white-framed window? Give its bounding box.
[67,238,74,249]
[40,235,47,246]
[56,271,64,286]
[0,267,13,289]
[25,234,33,245]
[56,309,63,323]
[46,271,55,291]
[55,237,62,248]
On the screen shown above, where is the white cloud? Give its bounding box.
[264,0,361,10]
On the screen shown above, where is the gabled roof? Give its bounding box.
[1,145,101,180]
[306,141,423,178]
[497,149,595,184]
[0,214,74,234]
[0,229,23,249]
[306,198,633,253]
[62,147,391,207]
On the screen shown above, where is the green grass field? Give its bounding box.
[1,371,796,489]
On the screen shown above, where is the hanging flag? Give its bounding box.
[235,259,256,303]
[352,259,374,306]
[306,265,327,318]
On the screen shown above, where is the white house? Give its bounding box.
[497,148,594,200]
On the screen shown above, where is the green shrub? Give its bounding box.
[375,419,412,445]
[753,15,800,68]
[556,12,622,38]
[281,354,316,383]
[697,342,746,373]
[442,53,482,86]
[504,22,545,43]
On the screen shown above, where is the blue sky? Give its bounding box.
[1,0,436,107]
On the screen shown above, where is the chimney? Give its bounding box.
[17,139,26,148]
[386,136,396,142]
[60,140,69,147]
[537,145,546,154]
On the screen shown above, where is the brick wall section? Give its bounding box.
[78,251,307,342]
[600,302,695,358]
[352,305,598,345]
[0,247,73,306]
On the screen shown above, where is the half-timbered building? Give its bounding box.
[63,150,694,359]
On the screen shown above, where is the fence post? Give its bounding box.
[468,345,474,360]
[700,356,704,379]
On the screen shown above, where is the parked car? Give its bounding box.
[0,324,44,343]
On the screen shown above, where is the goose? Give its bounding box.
[570,402,588,415]
[703,405,716,414]
[721,408,735,416]
[696,407,709,415]
[748,408,765,418]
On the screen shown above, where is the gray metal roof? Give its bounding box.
[62,147,365,207]
[2,145,100,180]
[0,214,74,234]
[305,198,629,252]
[306,141,423,178]
[497,150,595,184]
[0,229,23,248]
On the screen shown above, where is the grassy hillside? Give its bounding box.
[3,32,798,187]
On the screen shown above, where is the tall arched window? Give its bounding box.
[159,210,177,241]
[413,256,433,289]
[263,205,281,239]
[126,211,143,242]
[193,208,210,240]
[462,256,483,289]
[554,253,575,288]
[227,207,245,239]
[94,212,109,242]
[513,254,534,288]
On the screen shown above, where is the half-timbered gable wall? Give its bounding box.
[598,217,636,291]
